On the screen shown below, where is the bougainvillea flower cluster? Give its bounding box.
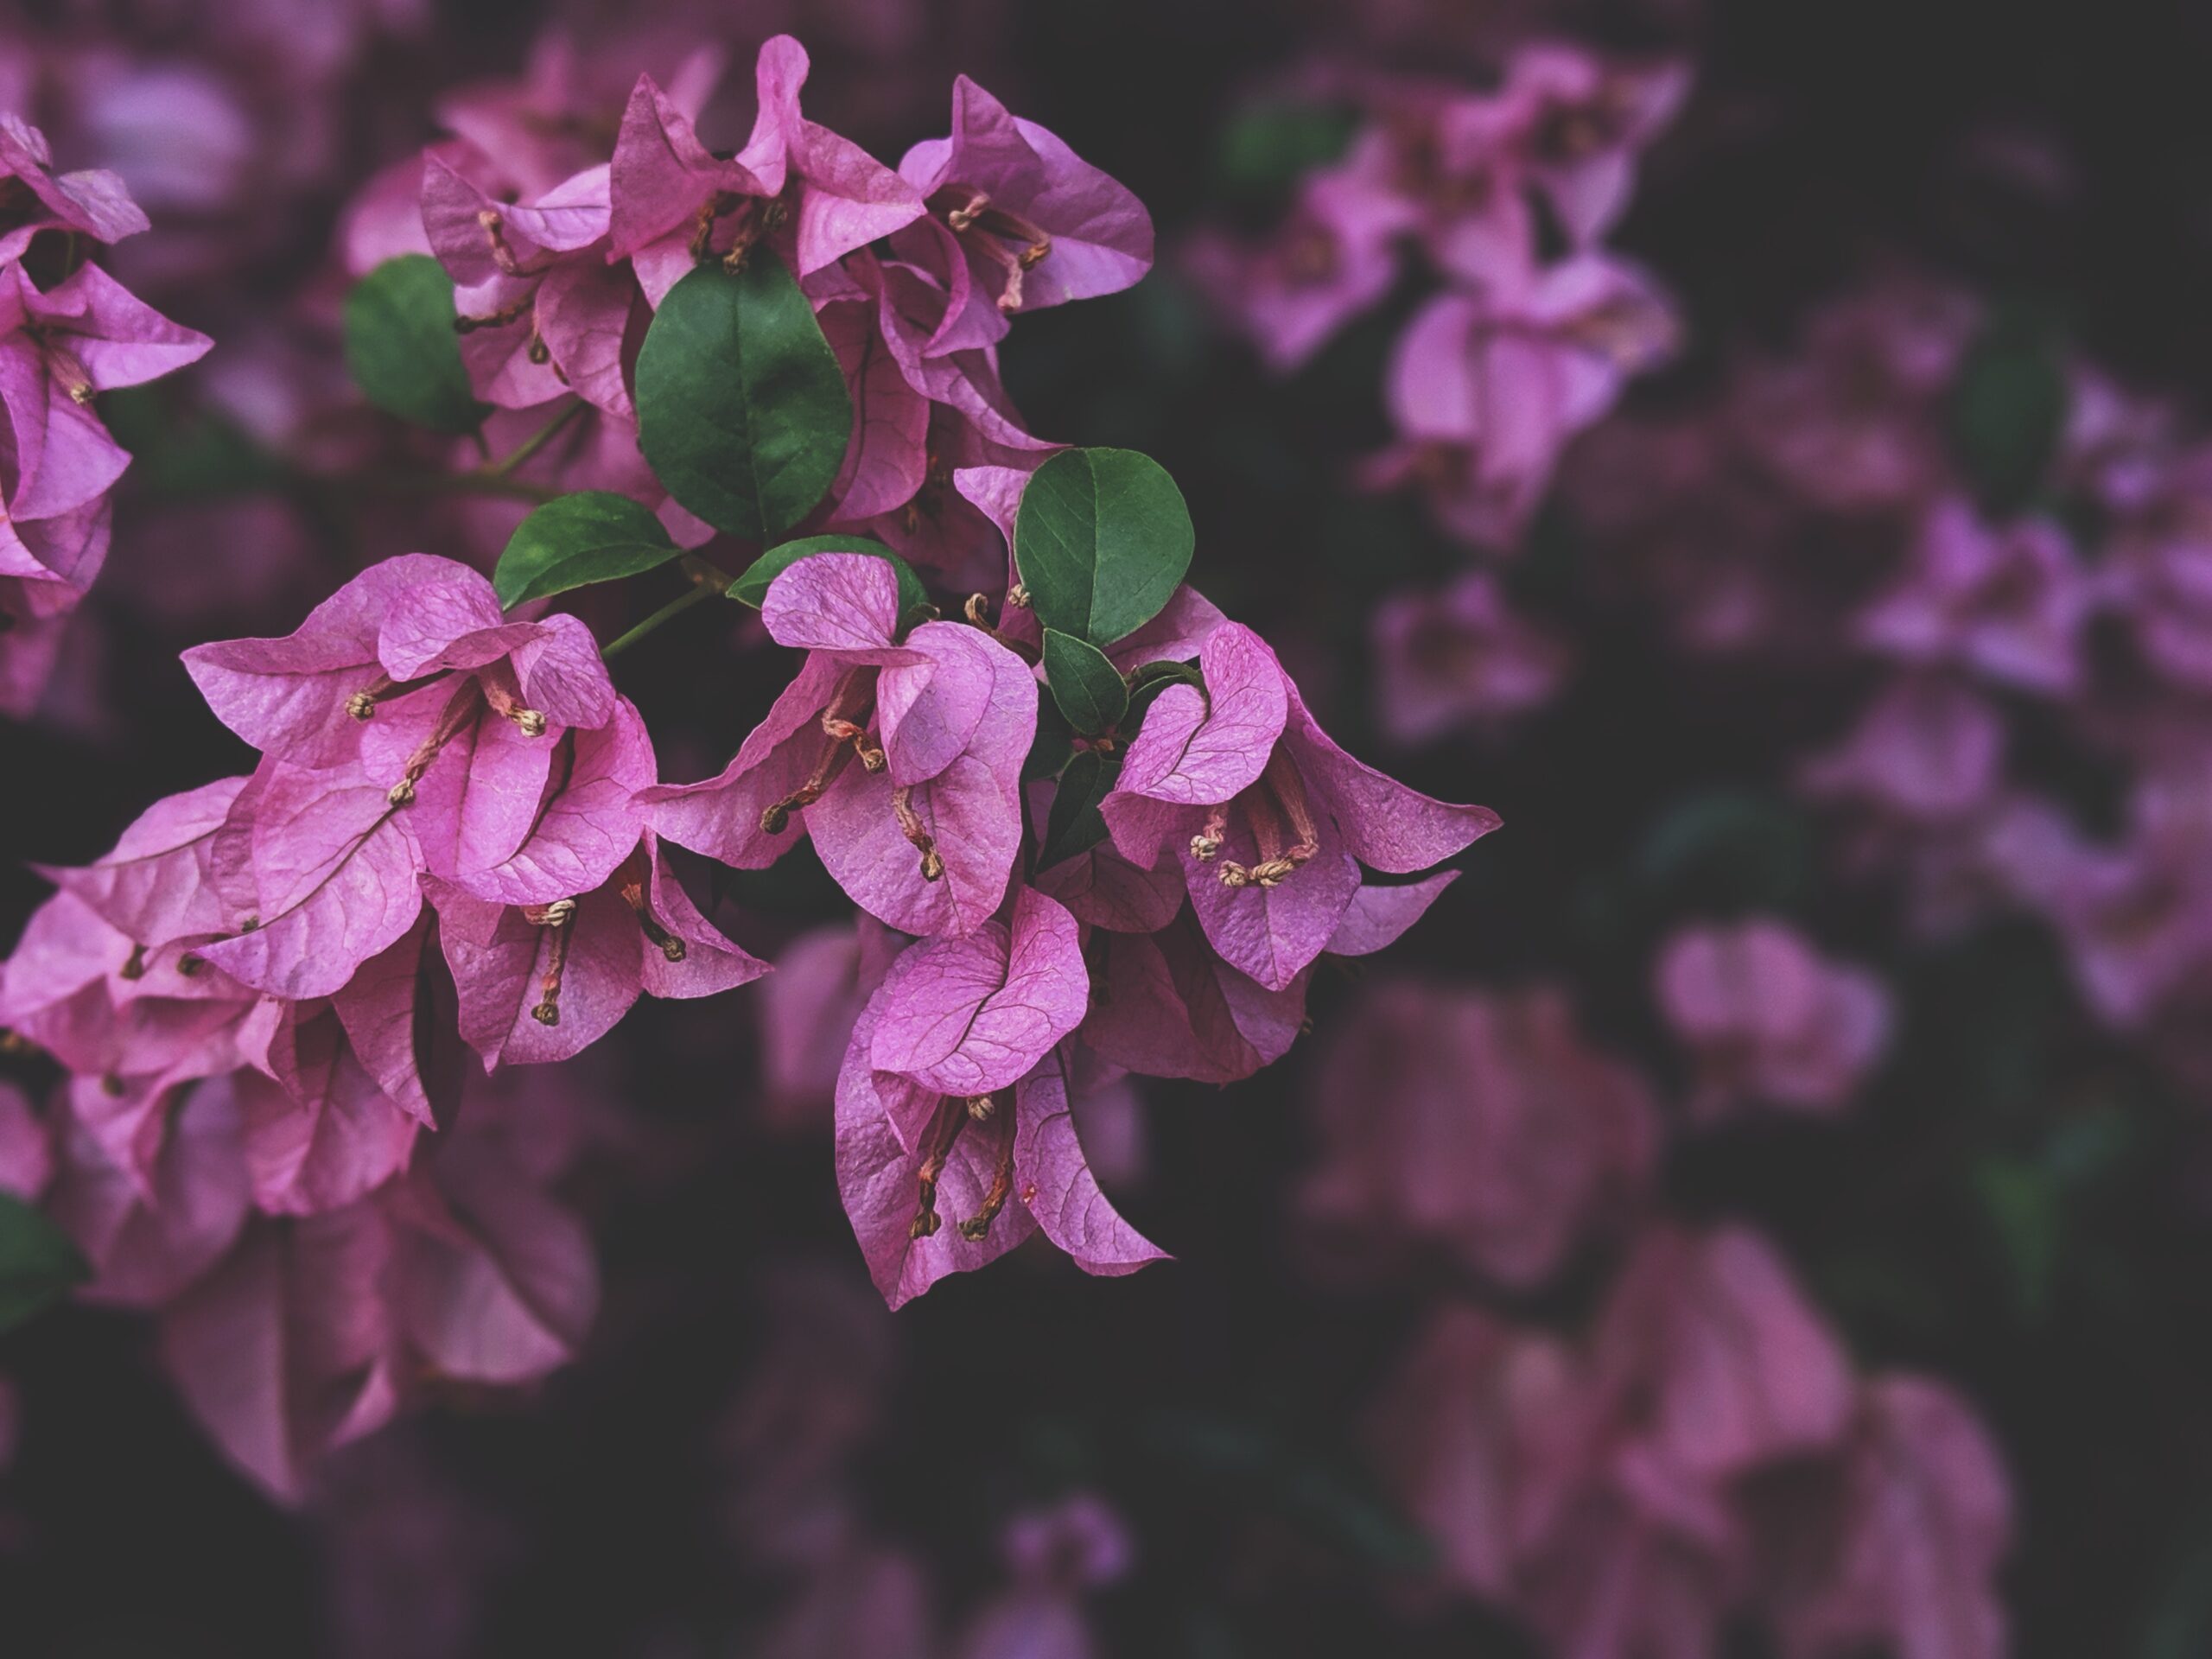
[0,34,1494,1496]
[0,114,207,715]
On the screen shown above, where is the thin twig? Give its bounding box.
[481,399,588,480]
[601,582,719,659]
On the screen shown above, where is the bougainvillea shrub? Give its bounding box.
[1,3,2209,1656]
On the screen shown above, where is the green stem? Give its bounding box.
[482,399,588,479]
[677,552,737,593]
[601,581,719,659]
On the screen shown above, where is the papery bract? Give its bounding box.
[1103,620,1499,990]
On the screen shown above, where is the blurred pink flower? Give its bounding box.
[1299,980,1656,1286]
[1370,570,1571,742]
[1656,918,1892,1123]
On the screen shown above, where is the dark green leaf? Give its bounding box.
[1023,695,1077,784]
[1950,305,2069,517]
[635,253,851,540]
[493,492,681,608]
[1124,658,1205,733]
[1015,447,1195,646]
[1039,747,1122,869]
[1637,789,1814,918]
[102,387,286,499]
[0,1191,89,1333]
[1142,1414,1433,1572]
[343,255,489,434]
[1042,629,1129,735]
[1973,1159,2063,1323]
[729,534,931,617]
[1213,100,1359,207]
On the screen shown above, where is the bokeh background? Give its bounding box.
[6,1,2212,1654]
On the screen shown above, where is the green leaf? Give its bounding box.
[1023,695,1076,784]
[729,535,931,617]
[1637,789,1814,918]
[1973,1158,2064,1323]
[1039,747,1122,869]
[0,1191,89,1333]
[1041,629,1129,735]
[1213,99,1359,207]
[1015,447,1195,646]
[635,253,852,540]
[1124,658,1205,733]
[493,492,681,609]
[343,255,489,434]
[1950,304,2069,517]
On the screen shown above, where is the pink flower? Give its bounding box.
[183,552,615,772]
[1731,273,1978,514]
[803,251,1058,577]
[834,887,1162,1306]
[1802,675,2006,823]
[610,36,922,306]
[1365,255,1678,548]
[893,74,1153,353]
[156,1094,599,1502]
[1079,910,1312,1085]
[0,499,110,717]
[2105,465,2212,692]
[1517,1477,1743,1659]
[0,889,274,1183]
[0,113,149,260]
[1592,1224,1856,1480]
[1299,981,1656,1287]
[1498,44,1691,248]
[646,554,1035,938]
[2042,836,2212,1031]
[429,828,766,1070]
[0,259,209,522]
[1364,1304,1596,1598]
[1370,571,1570,742]
[1100,620,1500,991]
[1857,498,2091,696]
[1765,1376,2012,1659]
[45,1070,251,1306]
[423,155,633,417]
[1185,159,1417,373]
[1656,919,1893,1123]
[956,1493,1131,1659]
[755,919,901,1129]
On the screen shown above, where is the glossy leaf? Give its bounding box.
[493,491,681,608]
[635,254,852,540]
[1042,628,1129,735]
[1039,747,1122,870]
[1014,447,1195,646]
[343,255,490,434]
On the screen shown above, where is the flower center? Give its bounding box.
[386,679,489,805]
[759,671,880,834]
[1213,748,1322,891]
[690,189,789,272]
[29,327,95,405]
[614,849,688,963]
[906,1092,1016,1243]
[929,185,1053,312]
[522,898,576,1024]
